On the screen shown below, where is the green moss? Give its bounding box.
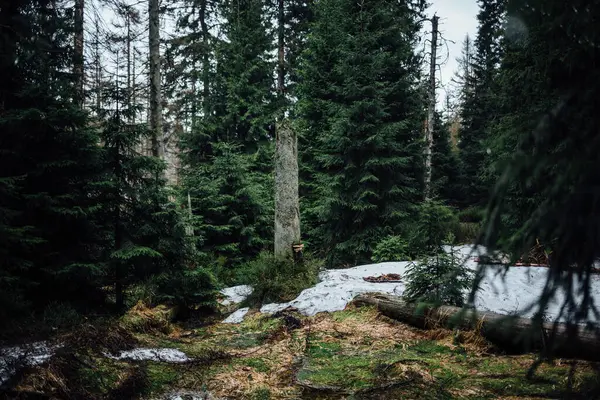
[240,357,271,373]
[145,363,179,393]
[75,358,125,395]
[298,353,375,390]
[408,340,454,355]
[249,386,272,400]
[330,306,378,322]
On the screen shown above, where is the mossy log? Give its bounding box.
[353,293,600,362]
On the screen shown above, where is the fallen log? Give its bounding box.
[353,293,600,362]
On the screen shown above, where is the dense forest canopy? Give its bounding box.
[0,0,599,339]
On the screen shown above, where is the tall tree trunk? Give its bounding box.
[74,0,84,107]
[275,120,301,258]
[277,0,285,104]
[94,16,102,113]
[274,0,301,259]
[424,15,438,200]
[126,8,132,123]
[200,0,210,117]
[149,0,164,158]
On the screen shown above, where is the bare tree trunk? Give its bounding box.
[149,0,164,159]
[74,0,84,107]
[277,0,285,102]
[94,16,102,113]
[353,293,600,362]
[274,0,301,259]
[200,0,210,117]
[424,15,438,200]
[275,120,301,259]
[126,7,133,124]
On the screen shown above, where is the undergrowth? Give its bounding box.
[236,252,322,306]
[5,303,600,399]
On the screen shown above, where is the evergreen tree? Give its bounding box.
[298,0,426,266]
[431,112,461,204]
[184,143,272,283]
[480,0,600,328]
[456,0,505,208]
[0,0,106,314]
[216,0,276,150]
[180,0,276,273]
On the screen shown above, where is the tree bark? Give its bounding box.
[149,0,164,158]
[74,0,84,107]
[353,293,600,362]
[424,15,438,200]
[277,0,285,99]
[200,0,210,117]
[274,120,300,259]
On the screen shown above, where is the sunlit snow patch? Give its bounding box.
[105,348,191,363]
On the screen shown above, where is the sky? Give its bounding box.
[426,0,479,105]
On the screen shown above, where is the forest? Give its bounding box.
[1,0,600,398]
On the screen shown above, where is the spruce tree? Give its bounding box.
[0,0,107,314]
[480,0,600,329]
[456,0,505,208]
[431,112,461,205]
[298,0,426,266]
[180,0,276,272]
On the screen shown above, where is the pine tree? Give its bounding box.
[298,0,426,266]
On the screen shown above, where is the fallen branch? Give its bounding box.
[353,293,600,362]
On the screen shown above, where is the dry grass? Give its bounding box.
[7,304,600,400]
[121,301,175,335]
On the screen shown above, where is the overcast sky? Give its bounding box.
[426,0,479,104]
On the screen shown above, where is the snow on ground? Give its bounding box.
[223,307,250,324]
[221,245,600,323]
[0,341,60,386]
[219,285,253,306]
[155,390,217,400]
[105,348,191,363]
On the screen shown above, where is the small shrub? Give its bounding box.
[457,207,485,223]
[42,302,83,329]
[121,301,174,334]
[403,246,473,307]
[410,200,459,255]
[130,267,220,318]
[237,252,322,306]
[371,235,411,262]
[454,222,481,244]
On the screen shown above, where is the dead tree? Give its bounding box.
[274,0,301,259]
[149,0,164,159]
[424,15,438,200]
[353,293,600,362]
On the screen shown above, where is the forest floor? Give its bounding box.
[3,303,600,400]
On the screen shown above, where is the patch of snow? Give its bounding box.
[215,245,600,324]
[156,390,217,399]
[219,285,253,306]
[0,341,60,386]
[105,348,191,363]
[222,307,250,324]
[260,262,408,316]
